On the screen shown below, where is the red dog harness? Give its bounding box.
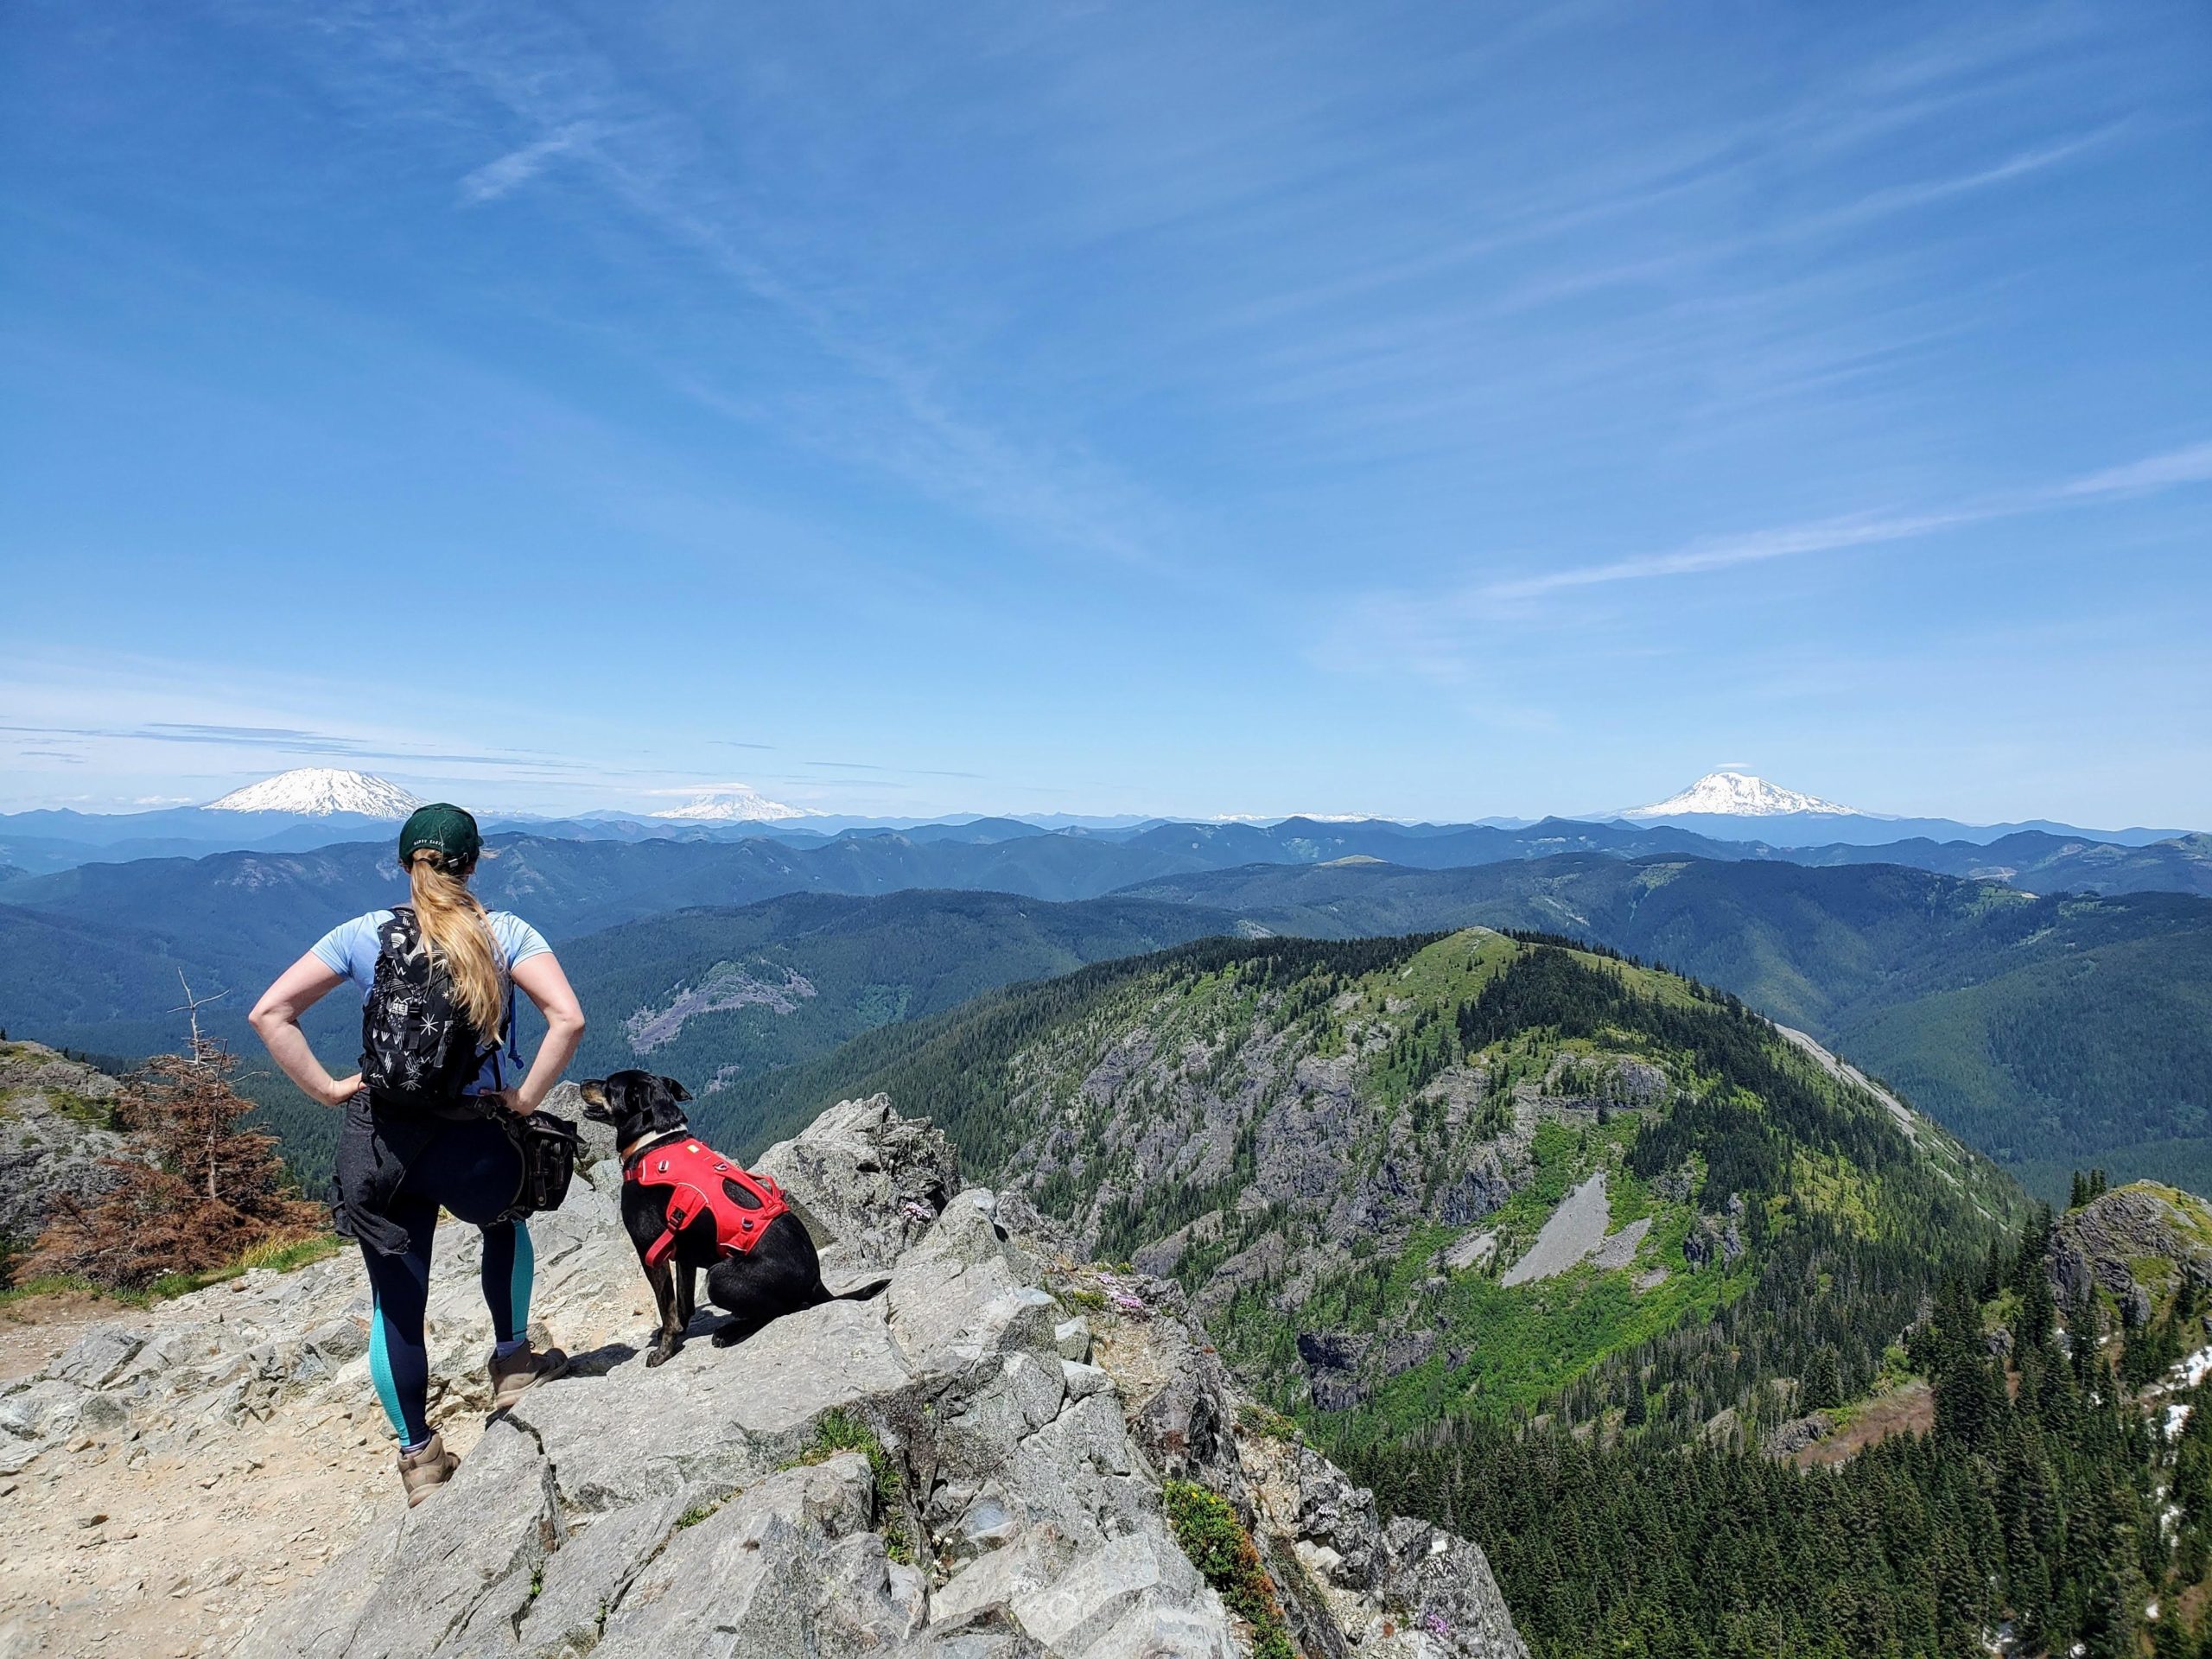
[624,1136,790,1272]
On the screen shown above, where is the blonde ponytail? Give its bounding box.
[405,851,505,1039]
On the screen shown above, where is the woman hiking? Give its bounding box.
[249,803,586,1505]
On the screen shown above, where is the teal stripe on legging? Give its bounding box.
[368,1294,406,1440]
[507,1220,535,1341]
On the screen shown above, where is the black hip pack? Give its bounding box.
[497,1111,583,1223]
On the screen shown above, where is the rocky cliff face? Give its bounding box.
[0,1094,1525,1659]
[2049,1181,2212,1326]
[0,1039,124,1262]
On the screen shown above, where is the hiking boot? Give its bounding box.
[398,1432,459,1507]
[488,1341,569,1410]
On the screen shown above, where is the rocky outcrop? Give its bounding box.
[1,1094,1526,1659]
[2049,1182,2212,1329]
[1295,1333,1373,1412]
[1762,1413,1833,1458]
[0,1039,124,1256]
[1082,1265,1526,1659]
[753,1092,959,1284]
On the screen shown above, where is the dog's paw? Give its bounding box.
[645,1344,675,1368]
[711,1324,746,1348]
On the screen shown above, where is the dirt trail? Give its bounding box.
[0,1295,110,1382]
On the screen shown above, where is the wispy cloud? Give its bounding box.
[283,4,1177,571]
[457,123,601,204]
[1325,436,2212,679]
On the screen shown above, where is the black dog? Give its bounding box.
[580,1071,889,1366]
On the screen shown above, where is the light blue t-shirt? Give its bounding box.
[313,909,552,1095]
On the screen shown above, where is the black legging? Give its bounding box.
[359,1116,531,1447]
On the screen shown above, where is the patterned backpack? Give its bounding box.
[359,906,508,1114]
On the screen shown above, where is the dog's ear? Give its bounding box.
[662,1077,692,1103]
[578,1080,612,1122]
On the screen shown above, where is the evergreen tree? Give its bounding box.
[25,1032,321,1289]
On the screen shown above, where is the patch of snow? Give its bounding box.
[204,767,422,817]
[2181,1345,2212,1386]
[1624,771,1858,818]
[649,785,812,822]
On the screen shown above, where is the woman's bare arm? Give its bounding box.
[249,953,359,1107]
[492,950,587,1116]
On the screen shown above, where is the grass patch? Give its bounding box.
[0,1232,344,1308]
[790,1407,914,1562]
[240,1232,346,1273]
[1162,1480,1295,1659]
[676,1501,721,1530]
[0,1084,121,1132]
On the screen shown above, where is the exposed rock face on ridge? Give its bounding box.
[1083,1263,1528,1659]
[0,1038,124,1255]
[2050,1181,2212,1328]
[0,1093,1525,1658]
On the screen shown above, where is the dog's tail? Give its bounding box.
[815,1276,893,1305]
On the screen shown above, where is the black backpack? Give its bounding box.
[359,906,507,1115]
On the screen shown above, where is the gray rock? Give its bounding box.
[754,1094,957,1282]
[2049,1184,2212,1321]
[1055,1317,1093,1363]
[518,1497,685,1658]
[214,1098,1368,1659]
[1763,1414,1833,1457]
[591,1455,898,1658]
[243,1416,562,1659]
[49,1327,147,1389]
[1103,1301,1530,1659]
[1374,1330,1437,1382]
[0,1039,125,1245]
[1297,1333,1371,1412]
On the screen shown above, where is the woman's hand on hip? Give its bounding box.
[486,1087,536,1117]
[321,1073,363,1108]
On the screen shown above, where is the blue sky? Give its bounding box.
[3,1,2208,825]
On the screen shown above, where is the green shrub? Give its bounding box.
[1162,1479,1296,1659]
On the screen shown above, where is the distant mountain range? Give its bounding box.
[3,822,2206,1203]
[0,766,2195,876]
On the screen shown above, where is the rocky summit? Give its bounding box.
[0,1092,1524,1659]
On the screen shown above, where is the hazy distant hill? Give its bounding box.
[6,827,2209,1198]
[556,888,1243,1102]
[0,886,1240,1185]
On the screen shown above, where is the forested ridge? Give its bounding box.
[758,928,2212,1655]
[1342,1206,2212,1658]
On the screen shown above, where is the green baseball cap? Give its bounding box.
[398,803,483,868]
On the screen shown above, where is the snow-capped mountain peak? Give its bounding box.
[1624,771,1858,819]
[204,767,423,818]
[649,785,811,823]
